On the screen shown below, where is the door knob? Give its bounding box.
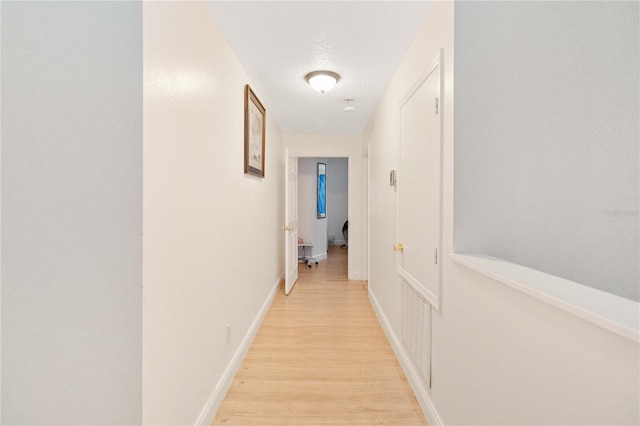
[394,243,404,252]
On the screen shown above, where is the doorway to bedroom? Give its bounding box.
[297,157,349,279]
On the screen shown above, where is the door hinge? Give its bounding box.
[435,97,439,114]
[434,248,438,264]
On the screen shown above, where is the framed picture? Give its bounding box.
[244,84,266,177]
[317,162,326,219]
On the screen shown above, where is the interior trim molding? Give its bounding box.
[195,274,283,425]
[313,252,328,262]
[368,286,443,426]
[450,253,639,343]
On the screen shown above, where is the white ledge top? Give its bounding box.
[449,253,639,343]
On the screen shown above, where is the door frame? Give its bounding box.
[283,138,364,281]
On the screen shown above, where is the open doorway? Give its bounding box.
[297,157,348,274]
[282,134,366,286]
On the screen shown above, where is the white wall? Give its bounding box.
[1,2,143,424]
[365,1,639,425]
[143,2,283,424]
[284,134,366,280]
[453,1,639,302]
[298,158,328,259]
[0,2,2,422]
[1,3,4,421]
[327,158,348,246]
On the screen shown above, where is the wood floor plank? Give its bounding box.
[212,246,426,425]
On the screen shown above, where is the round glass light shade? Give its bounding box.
[305,71,340,94]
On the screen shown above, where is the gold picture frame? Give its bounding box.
[244,85,266,177]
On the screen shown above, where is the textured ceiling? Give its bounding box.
[206,1,432,134]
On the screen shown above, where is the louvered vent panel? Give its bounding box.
[400,280,431,387]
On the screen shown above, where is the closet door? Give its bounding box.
[396,52,443,309]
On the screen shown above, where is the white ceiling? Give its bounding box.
[206,1,432,134]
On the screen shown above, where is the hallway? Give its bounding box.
[3,2,637,424]
[212,246,426,425]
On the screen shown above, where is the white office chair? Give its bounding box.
[298,241,318,268]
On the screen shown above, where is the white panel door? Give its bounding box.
[284,148,299,294]
[397,55,442,309]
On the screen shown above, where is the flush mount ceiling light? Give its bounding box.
[305,71,340,94]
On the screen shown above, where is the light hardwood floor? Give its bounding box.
[212,246,427,425]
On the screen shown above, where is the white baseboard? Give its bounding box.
[313,252,327,262]
[368,286,443,426]
[195,274,282,426]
